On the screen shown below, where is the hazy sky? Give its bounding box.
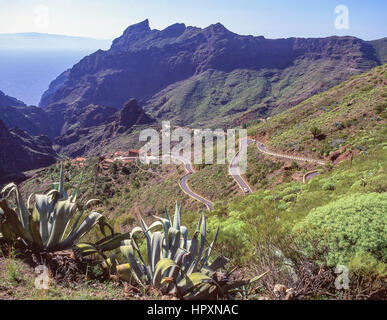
[0,0,386,40]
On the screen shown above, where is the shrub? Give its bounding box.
[310,127,322,139]
[293,193,387,267]
[322,181,335,191]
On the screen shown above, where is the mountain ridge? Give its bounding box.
[0,118,57,184]
[1,20,381,158]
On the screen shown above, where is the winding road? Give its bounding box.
[256,142,326,166]
[172,154,214,211]
[172,138,325,210]
[228,139,326,195]
[229,139,255,193]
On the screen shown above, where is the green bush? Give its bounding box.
[322,181,335,191]
[293,193,387,268]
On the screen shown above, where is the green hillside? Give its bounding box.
[145,57,378,128]
[203,64,386,298]
[247,64,387,158]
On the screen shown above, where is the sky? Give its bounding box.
[0,0,386,40]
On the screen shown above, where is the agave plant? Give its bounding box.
[0,165,114,253]
[115,203,266,299]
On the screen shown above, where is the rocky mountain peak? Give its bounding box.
[125,19,151,33]
[159,23,186,38]
[111,19,152,50]
[205,22,230,34]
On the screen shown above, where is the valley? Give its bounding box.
[0,18,386,301]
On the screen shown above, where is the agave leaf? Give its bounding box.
[0,200,31,243]
[150,231,164,275]
[120,243,146,283]
[1,183,19,200]
[193,214,206,271]
[184,231,200,273]
[28,207,43,250]
[167,227,181,260]
[177,272,213,296]
[153,258,179,288]
[67,199,102,240]
[27,194,35,210]
[172,202,181,230]
[35,194,51,245]
[56,211,103,250]
[83,199,101,209]
[2,184,32,242]
[164,207,170,221]
[128,237,151,281]
[140,217,149,233]
[167,248,188,290]
[147,220,163,231]
[94,232,130,252]
[116,263,134,282]
[130,226,144,238]
[75,243,100,256]
[140,217,153,278]
[45,200,76,250]
[153,216,171,256]
[180,226,188,249]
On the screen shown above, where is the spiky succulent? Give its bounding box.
[0,165,114,252]
[115,204,266,299]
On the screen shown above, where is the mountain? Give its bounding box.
[0,105,56,138]
[248,63,387,160]
[0,90,56,138]
[0,89,25,108]
[368,37,387,64]
[0,119,57,184]
[41,19,386,143]
[53,99,154,157]
[0,33,111,105]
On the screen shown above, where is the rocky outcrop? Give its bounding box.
[0,119,57,184]
[108,99,153,133]
[53,99,153,157]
